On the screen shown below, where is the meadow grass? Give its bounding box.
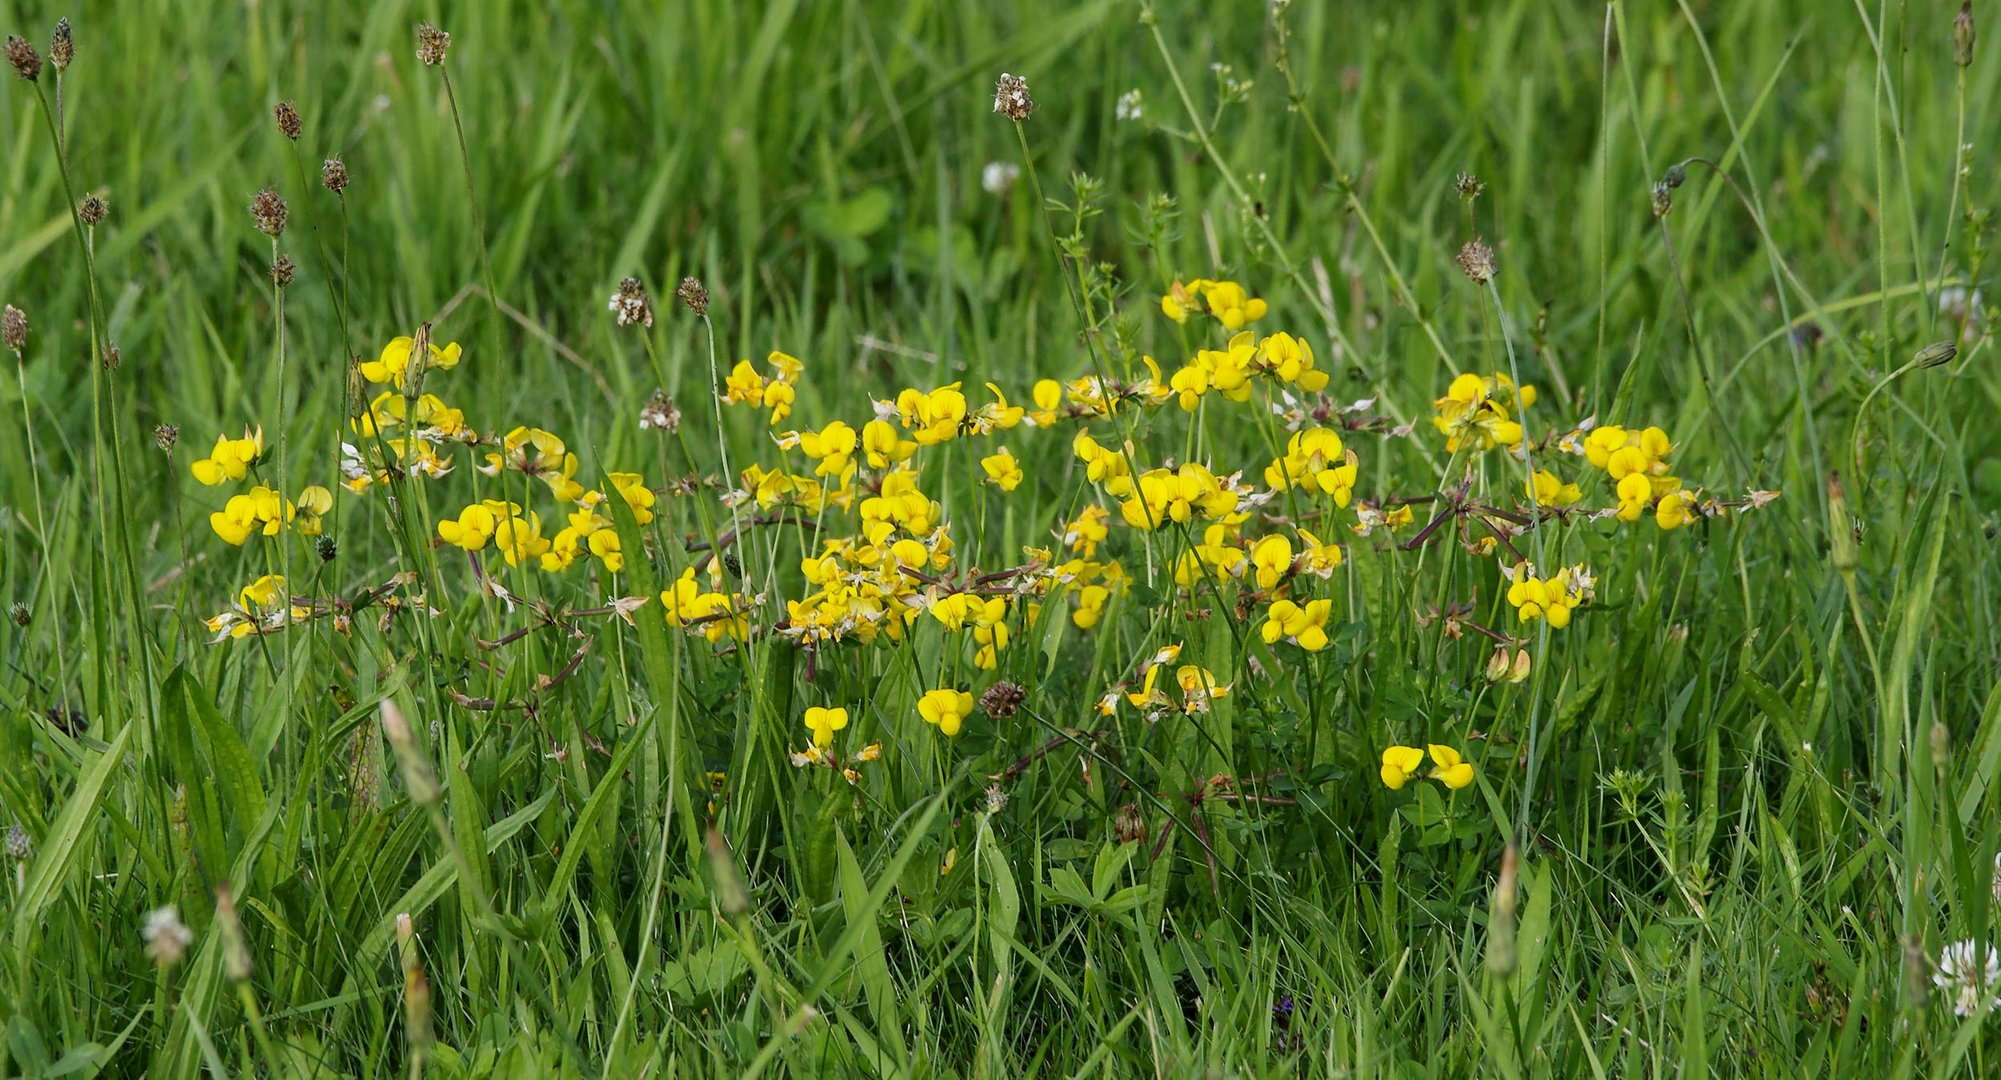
[1,0,1999,1075]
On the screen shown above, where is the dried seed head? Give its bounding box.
[1651,181,1674,219]
[1,304,25,351]
[154,423,179,452]
[249,187,288,237]
[676,275,709,316]
[639,389,681,433]
[8,603,27,628]
[1956,2,1976,67]
[1455,237,1497,285]
[609,276,654,328]
[48,18,71,72]
[322,157,349,194]
[993,72,1033,121]
[273,100,302,141]
[316,534,338,562]
[100,343,120,370]
[415,23,450,66]
[77,193,107,226]
[1915,340,1958,368]
[5,35,41,81]
[271,253,297,287]
[4,822,27,860]
[983,783,1008,815]
[1454,172,1484,200]
[1112,802,1147,845]
[979,680,1026,719]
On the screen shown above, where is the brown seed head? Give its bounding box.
[979,680,1026,719]
[993,72,1033,121]
[322,157,349,194]
[1956,2,1976,67]
[154,423,179,452]
[77,193,107,226]
[415,23,450,67]
[1650,181,1674,219]
[610,276,654,328]
[5,35,40,81]
[249,187,288,237]
[48,18,71,72]
[1112,802,1147,845]
[1453,172,1484,200]
[1456,237,1497,285]
[7,603,27,629]
[271,253,297,287]
[676,275,709,316]
[639,389,682,433]
[101,343,120,370]
[1,304,25,351]
[273,100,302,141]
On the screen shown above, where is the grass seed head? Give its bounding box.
[1456,237,1497,285]
[677,274,709,316]
[249,186,288,237]
[48,18,71,72]
[273,100,302,141]
[316,534,337,562]
[271,253,296,287]
[979,680,1025,718]
[7,603,27,628]
[1454,171,1484,200]
[153,423,178,452]
[610,276,654,328]
[1956,2,1975,67]
[993,72,1032,121]
[1,304,25,351]
[77,193,107,226]
[5,35,41,81]
[322,156,349,194]
[416,22,450,67]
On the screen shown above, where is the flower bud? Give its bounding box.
[1914,340,1957,368]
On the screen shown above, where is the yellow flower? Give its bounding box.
[358,335,462,389]
[804,706,849,748]
[1655,489,1697,530]
[1172,664,1230,712]
[1525,469,1581,506]
[1380,745,1425,790]
[492,510,551,568]
[1430,372,1532,452]
[929,591,1005,633]
[918,689,975,736]
[1250,534,1293,590]
[1296,529,1344,576]
[1261,597,1333,651]
[190,429,263,485]
[1427,744,1475,789]
[437,502,505,552]
[1163,278,1269,331]
[204,574,300,640]
[1027,378,1064,426]
[1264,428,1358,507]
[981,448,1024,491]
[294,485,333,536]
[609,471,657,525]
[1253,331,1328,391]
[209,485,292,545]
[861,419,917,469]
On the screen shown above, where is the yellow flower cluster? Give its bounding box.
[723,350,805,424]
[1430,372,1535,453]
[1576,424,1695,529]
[203,574,308,641]
[1379,744,1475,790]
[1504,562,1594,629]
[1160,278,1269,330]
[1166,330,1330,413]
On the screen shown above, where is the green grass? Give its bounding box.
[1,0,1999,1075]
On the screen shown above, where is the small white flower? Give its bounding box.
[981,161,1019,197]
[143,906,193,967]
[1115,89,1143,122]
[1934,940,2001,1018]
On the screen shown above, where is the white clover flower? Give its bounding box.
[143,905,193,968]
[981,161,1020,197]
[1934,940,2001,1018]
